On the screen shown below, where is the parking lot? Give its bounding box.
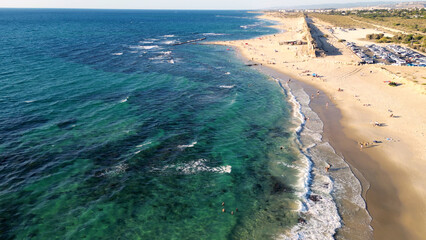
[346,42,426,66]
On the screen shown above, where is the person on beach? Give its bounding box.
[326,102,329,108]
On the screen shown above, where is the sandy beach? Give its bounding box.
[210,12,426,239]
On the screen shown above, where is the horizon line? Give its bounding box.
[0,7,259,11]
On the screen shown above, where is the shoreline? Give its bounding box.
[255,64,373,239]
[208,11,426,239]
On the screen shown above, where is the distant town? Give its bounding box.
[279,1,426,12]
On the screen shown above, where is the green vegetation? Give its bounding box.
[308,13,370,28]
[366,33,385,40]
[353,9,425,19]
[366,33,426,52]
[327,9,426,34]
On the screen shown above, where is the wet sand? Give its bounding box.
[301,79,409,240]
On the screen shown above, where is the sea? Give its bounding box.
[0,9,372,239]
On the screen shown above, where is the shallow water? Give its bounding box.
[0,9,308,239]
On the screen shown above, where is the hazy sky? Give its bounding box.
[0,0,416,10]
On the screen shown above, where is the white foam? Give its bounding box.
[112,52,123,56]
[98,163,128,177]
[155,158,231,175]
[141,45,159,50]
[129,45,159,50]
[215,165,232,173]
[278,162,302,171]
[136,141,152,148]
[163,34,175,38]
[202,33,227,36]
[225,72,231,75]
[273,78,372,239]
[219,85,235,89]
[178,141,197,149]
[24,100,35,103]
[139,40,154,44]
[279,82,341,239]
[240,23,262,29]
[161,40,176,45]
[176,159,230,174]
[120,96,129,103]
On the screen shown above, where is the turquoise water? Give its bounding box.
[0,10,302,239]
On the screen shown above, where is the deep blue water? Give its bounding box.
[0,9,300,239]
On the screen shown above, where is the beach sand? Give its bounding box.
[210,12,426,239]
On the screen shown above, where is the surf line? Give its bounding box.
[172,37,207,46]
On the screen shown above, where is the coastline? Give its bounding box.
[208,11,426,239]
[255,64,373,239]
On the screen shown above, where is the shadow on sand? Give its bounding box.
[306,18,342,56]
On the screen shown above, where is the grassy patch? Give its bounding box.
[315,9,426,34]
[366,32,426,52]
[308,13,368,28]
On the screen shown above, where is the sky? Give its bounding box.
[0,0,419,10]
